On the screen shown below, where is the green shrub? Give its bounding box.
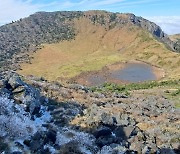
[171,89,180,96]
[90,79,180,94]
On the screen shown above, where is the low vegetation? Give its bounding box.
[166,88,180,108]
[91,79,180,108]
[91,79,180,93]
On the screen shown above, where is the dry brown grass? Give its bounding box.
[18,17,180,82]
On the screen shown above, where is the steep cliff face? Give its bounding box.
[85,11,179,53]
[0,11,179,72]
[127,14,177,52]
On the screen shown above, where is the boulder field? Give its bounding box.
[0,72,179,153]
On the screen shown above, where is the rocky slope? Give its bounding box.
[170,34,180,51]
[0,11,179,72]
[0,72,179,153]
[0,10,180,154]
[169,34,180,41]
[0,11,82,71]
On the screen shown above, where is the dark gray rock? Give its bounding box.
[0,138,9,153]
[8,74,24,90]
[123,126,135,139]
[94,127,112,138]
[52,101,83,126]
[11,152,23,154]
[159,148,176,154]
[45,129,57,144]
[96,135,116,148]
[58,141,84,154]
[113,126,127,140]
[29,131,46,151]
[1,73,41,115]
[30,140,43,151]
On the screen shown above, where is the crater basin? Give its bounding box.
[73,61,164,86]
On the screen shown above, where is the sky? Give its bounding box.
[0,0,180,34]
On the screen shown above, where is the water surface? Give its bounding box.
[110,63,156,83]
[76,62,159,86]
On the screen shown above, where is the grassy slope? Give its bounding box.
[18,17,180,81]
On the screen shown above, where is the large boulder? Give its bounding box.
[2,73,41,115]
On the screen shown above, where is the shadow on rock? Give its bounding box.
[47,98,85,127]
[68,102,180,154]
[0,72,179,154]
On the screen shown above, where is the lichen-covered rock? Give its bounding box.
[2,73,41,115]
[7,73,24,90]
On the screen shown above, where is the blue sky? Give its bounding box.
[0,0,180,34]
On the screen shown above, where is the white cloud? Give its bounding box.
[108,0,161,7]
[45,0,126,11]
[146,16,180,35]
[92,0,125,6]
[0,0,40,24]
[0,0,124,25]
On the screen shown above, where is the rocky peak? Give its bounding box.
[124,13,177,52]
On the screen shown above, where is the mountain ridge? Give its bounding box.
[0,10,179,72]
